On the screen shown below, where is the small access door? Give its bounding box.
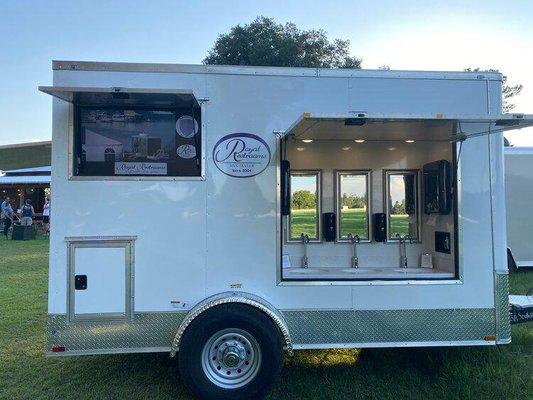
[68,238,134,321]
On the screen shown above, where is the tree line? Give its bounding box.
[291,190,368,210]
[341,193,366,209]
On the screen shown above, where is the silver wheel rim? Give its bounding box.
[201,328,262,389]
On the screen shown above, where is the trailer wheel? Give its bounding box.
[178,303,284,400]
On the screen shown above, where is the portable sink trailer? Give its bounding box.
[39,61,533,400]
[505,146,533,269]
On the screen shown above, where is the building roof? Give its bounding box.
[0,141,51,171]
[0,140,51,150]
[0,165,51,185]
[4,166,51,174]
[0,175,50,185]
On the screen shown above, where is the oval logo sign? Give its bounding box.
[213,133,271,178]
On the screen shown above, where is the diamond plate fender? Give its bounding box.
[170,292,293,357]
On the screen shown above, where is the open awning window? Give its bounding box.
[39,86,203,179]
[38,86,200,108]
[283,112,533,143]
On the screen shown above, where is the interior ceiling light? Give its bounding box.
[387,147,397,151]
[354,139,365,143]
[296,147,305,151]
[302,139,313,143]
[405,139,415,143]
[342,146,351,151]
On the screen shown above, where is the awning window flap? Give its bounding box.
[283,112,533,143]
[38,86,199,108]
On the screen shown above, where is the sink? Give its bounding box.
[394,268,425,273]
[288,268,325,274]
[340,268,383,273]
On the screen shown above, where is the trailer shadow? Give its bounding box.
[3,321,530,400]
[46,348,445,400]
[267,333,532,400]
[41,327,530,400]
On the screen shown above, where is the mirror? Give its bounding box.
[289,171,320,240]
[337,172,370,240]
[386,171,419,240]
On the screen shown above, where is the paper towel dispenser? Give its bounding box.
[423,160,452,215]
[280,160,291,216]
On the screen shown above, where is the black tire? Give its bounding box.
[178,303,284,400]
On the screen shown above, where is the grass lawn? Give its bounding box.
[339,208,368,238]
[389,214,409,237]
[0,237,532,399]
[291,209,410,239]
[290,209,319,238]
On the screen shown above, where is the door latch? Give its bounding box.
[74,275,87,290]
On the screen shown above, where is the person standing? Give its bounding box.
[20,199,35,226]
[1,196,10,215]
[2,199,13,237]
[43,196,51,235]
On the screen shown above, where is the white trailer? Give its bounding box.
[505,146,533,269]
[39,61,533,400]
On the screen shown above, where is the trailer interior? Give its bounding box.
[280,115,459,281]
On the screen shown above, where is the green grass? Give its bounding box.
[389,214,409,237]
[0,238,532,399]
[339,208,368,238]
[290,209,319,238]
[291,209,409,239]
[510,268,533,295]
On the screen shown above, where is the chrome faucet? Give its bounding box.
[347,233,361,268]
[301,233,310,268]
[395,233,413,268]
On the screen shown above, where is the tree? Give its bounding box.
[342,193,348,207]
[291,190,316,209]
[464,68,522,112]
[391,199,406,215]
[465,68,522,147]
[504,137,512,147]
[342,194,366,209]
[204,16,362,69]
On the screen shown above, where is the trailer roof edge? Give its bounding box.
[51,60,503,81]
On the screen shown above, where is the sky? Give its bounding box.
[1,0,532,146]
[341,175,366,199]
[292,175,317,194]
[292,174,367,203]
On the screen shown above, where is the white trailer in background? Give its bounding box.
[505,146,533,269]
[39,61,533,400]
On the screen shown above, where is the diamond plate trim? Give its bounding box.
[170,292,293,357]
[49,307,500,355]
[282,308,495,344]
[495,273,511,343]
[48,312,186,352]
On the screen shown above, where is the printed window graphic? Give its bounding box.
[75,107,201,177]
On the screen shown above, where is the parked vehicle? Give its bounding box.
[40,61,533,400]
[505,146,533,270]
